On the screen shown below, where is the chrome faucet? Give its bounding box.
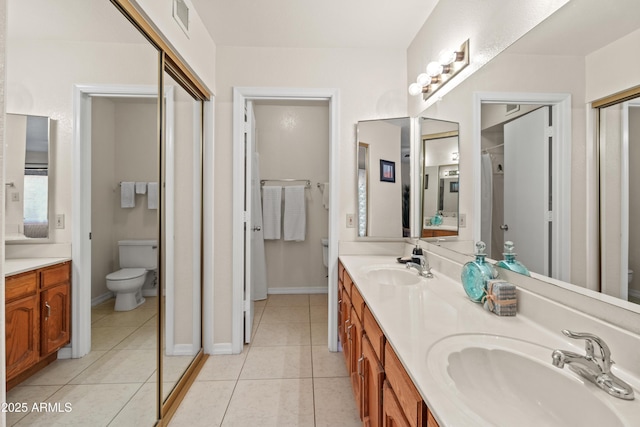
[551,329,635,400]
[406,254,433,278]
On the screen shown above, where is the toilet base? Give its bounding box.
[114,290,146,311]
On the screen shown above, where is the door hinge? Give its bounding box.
[546,211,553,222]
[244,122,250,133]
[89,232,92,240]
[545,126,553,138]
[243,211,249,223]
[244,299,250,312]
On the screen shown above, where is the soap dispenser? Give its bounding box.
[411,240,423,264]
[496,241,530,276]
[460,241,496,302]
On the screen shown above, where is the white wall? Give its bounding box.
[213,46,407,342]
[255,102,329,292]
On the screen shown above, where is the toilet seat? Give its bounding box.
[106,268,146,281]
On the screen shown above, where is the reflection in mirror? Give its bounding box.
[480,104,553,275]
[5,114,50,240]
[420,118,459,238]
[598,97,640,304]
[161,71,203,402]
[357,142,369,237]
[356,118,411,238]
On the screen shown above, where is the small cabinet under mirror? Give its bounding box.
[420,118,459,238]
[5,113,51,241]
[356,117,411,238]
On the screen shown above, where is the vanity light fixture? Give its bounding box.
[408,39,470,100]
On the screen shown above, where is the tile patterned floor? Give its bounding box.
[170,294,361,427]
[6,294,359,426]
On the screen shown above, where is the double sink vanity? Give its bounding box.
[337,244,640,426]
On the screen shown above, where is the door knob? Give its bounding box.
[252,226,261,231]
[500,224,509,231]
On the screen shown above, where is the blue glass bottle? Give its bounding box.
[460,241,496,302]
[496,241,530,276]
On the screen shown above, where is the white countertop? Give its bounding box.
[339,255,640,426]
[5,257,70,276]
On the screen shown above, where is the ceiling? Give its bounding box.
[189,0,439,49]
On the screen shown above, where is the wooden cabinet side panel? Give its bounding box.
[6,295,40,380]
[349,306,363,420]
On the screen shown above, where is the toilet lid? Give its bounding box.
[106,268,146,281]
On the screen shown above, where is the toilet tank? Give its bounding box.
[118,239,158,269]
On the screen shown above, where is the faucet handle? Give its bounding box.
[562,330,612,369]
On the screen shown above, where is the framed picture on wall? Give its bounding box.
[450,181,459,193]
[380,160,395,182]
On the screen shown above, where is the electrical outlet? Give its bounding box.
[55,214,65,229]
[11,192,19,202]
[459,213,466,228]
[346,214,355,228]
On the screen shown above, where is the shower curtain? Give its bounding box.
[252,152,268,300]
[481,153,493,256]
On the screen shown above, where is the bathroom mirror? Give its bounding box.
[5,113,50,241]
[356,117,411,238]
[416,0,640,308]
[420,118,459,238]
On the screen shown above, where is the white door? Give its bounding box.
[503,106,551,275]
[243,101,256,343]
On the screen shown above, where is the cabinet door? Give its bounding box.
[363,334,384,427]
[384,342,427,427]
[40,283,71,356]
[342,291,352,371]
[350,305,363,420]
[6,295,40,380]
[383,380,411,427]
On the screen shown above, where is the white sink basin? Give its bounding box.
[362,265,423,286]
[427,334,629,426]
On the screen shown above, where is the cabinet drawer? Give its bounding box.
[40,262,71,290]
[364,305,385,363]
[384,342,427,427]
[6,271,38,302]
[350,283,365,322]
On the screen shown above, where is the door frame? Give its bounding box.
[231,87,340,354]
[472,92,572,283]
[71,84,175,358]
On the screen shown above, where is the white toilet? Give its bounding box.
[322,238,329,268]
[106,239,157,311]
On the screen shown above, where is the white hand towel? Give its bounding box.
[262,186,282,239]
[148,182,159,209]
[322,182,330,210]
[121,182,135,208]
[284,186,306,242]
[135,182,147,194]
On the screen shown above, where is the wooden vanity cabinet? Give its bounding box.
[338,260,440,427]
[5,261,71,389]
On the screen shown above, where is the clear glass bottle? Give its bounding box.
[496,241,530,276]
[460,241,496,302]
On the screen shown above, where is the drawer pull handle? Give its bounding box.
[45,302,51,320]
[358,355,364,378]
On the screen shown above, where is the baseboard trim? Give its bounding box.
[170,344,198,357]
[211,343,233,355]
[142,288,158,297]
[91,292,114,306]
[267,287,328,295]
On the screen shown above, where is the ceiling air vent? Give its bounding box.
[173,0,189,36]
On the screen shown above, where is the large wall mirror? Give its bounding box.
[356,117,411,238]
[420,118,459,238]
[5,113,50,241]
[416,0,640,312]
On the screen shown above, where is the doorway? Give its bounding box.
[232,88,340,354]
[473,92,572,282]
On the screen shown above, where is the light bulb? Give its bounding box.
[426,61,443,77]
[408,83,422,96]
[438,49,458,65]
[416,73,431,87]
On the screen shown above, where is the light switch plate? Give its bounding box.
[459,213,466,228]
[11,192,19,202]
[55,214,65,229]
[346,214,355,228]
